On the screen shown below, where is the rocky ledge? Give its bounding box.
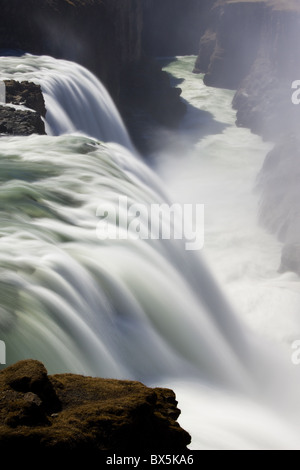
[0,80,46,136]
[0,360,191,454]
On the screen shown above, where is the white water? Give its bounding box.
[156,57,300,449]
[0,54,132,148]
[0,54,300,449]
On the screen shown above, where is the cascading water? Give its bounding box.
[0,53,300,449]
[0,54,132,148]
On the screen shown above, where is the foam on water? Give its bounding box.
[0,54,300,449]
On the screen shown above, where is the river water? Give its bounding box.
[0,54,300,449]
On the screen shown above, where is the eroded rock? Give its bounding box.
[0,360,191,454]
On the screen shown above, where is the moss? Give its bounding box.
[0,360,191,453]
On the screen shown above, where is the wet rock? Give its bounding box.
[4,80,46,117]
[0,106,46,136]
[0,80,46,136]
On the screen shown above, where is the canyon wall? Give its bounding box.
[0,0,186,149]
[142,0,212,56]
[195,0,300,274]
[0,360,191,454]
[195,0,300,141]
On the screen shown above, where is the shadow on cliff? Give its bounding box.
[181,98,228,139]
[148,99,228,162]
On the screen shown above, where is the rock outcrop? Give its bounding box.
[0,360,191,454]
[0,81,46,136]
[0,0,142,101]
[194,1,265,89]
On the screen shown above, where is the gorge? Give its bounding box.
[0,0,300,452]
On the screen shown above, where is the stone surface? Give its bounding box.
[0,106,45,136]
[0,360,191,454]
[0,80,46,136]
[5,80,46,117]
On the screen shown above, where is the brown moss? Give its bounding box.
[0,360,191,454]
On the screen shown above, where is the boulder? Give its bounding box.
[0,360,191,454]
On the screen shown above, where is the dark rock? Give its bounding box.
[0,106,45,136]
[0,80,46,136]
[5,80,46,117]
[0,0,186,148]
[120,58,186,153]
[193,29,217,74]
[0,0,142,101]
[142,0,211,57]
[0,360,191,454]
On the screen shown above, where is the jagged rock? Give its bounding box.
[0,360,191,454]
[0,80,46,136]
[4,80,46,117]
[195,1,264,89]
[193,29,217,74]
[142,0,211,56]
[120,58,186,152]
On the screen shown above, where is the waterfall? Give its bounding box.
[0,54,132,148]
[0,53,300,449]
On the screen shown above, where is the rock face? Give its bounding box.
[0,0,186,149]
[5,80,46,117]
[195,0,300,141]
[142,0,211,56]
[195,1,265,89]
[195,0,300,274]
[0,360,191,454]
[0,81,46,136]
[0,0,142,100]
